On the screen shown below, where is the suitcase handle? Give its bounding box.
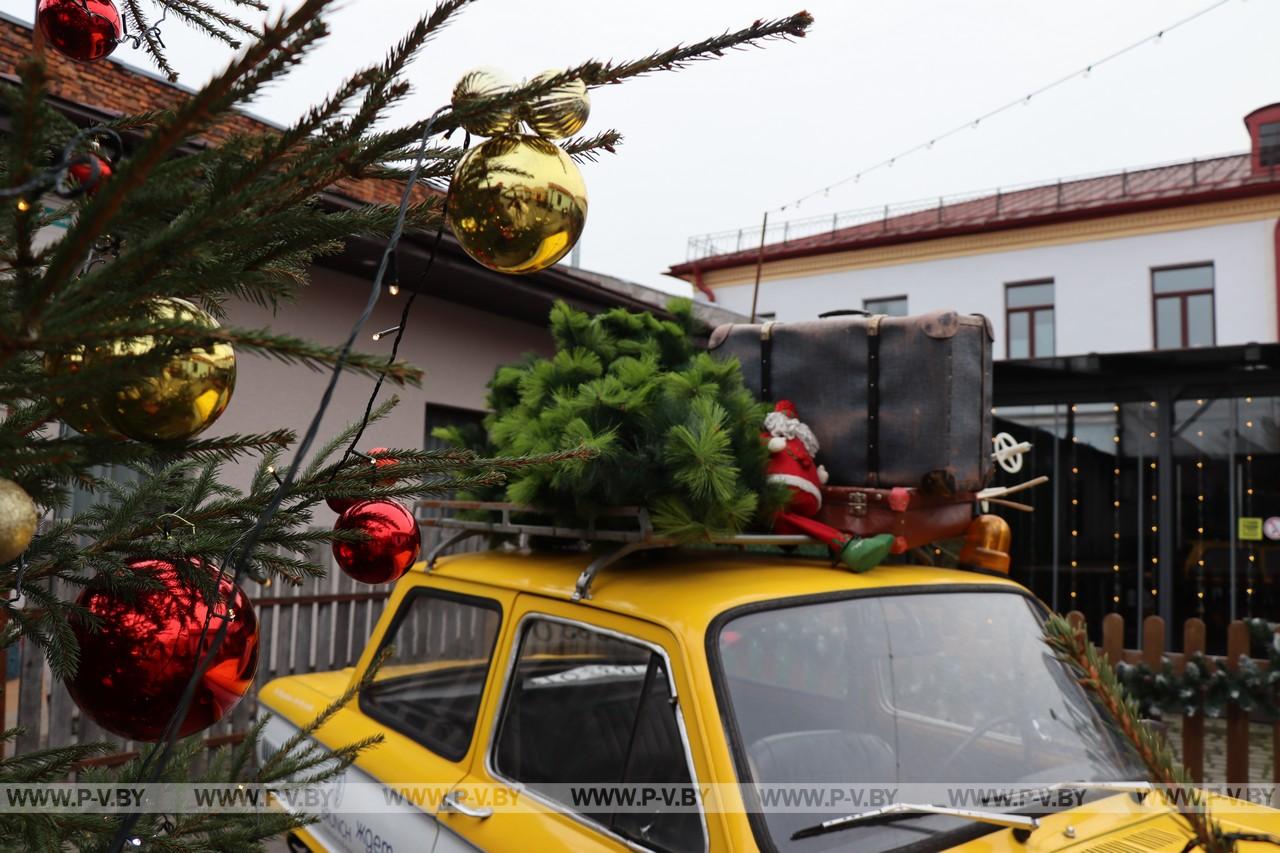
[818,309,870,319]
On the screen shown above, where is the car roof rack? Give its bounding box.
[416,499,812,602]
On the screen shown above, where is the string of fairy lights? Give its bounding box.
[1069,406,1080,605]
[1112,404,1122,612]
[768,0,1238,214]
[1148,401,1159,606]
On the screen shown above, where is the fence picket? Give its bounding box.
[1181,618,1206,782]
[15,638,45,755]
[1101,613,1123,666]
[1142,616,1164,667]
[1226,621,1250,783]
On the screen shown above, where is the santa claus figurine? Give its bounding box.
[763,400,893,572]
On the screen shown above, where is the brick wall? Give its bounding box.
[0,17,417,207]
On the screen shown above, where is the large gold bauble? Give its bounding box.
[452,67,517,137]
[98,298,237,442]
[0,479,37,565]
[43,348,126,439]
[447,135,588,275]
[524,71,590,140]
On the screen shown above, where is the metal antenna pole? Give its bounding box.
[749,210,769,323]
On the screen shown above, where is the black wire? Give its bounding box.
[338,223,446,469]
[105,105,451,853]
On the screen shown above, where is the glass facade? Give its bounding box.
[993,395,1279,652]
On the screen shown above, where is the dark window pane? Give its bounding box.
[1186,293,1214,347]
[1155,296,1182,349]
[361,592,501,761]
[1033,309,1055,358]
[864,297,907,316]
[1153,265,1213,294]
[1261,122,1280,167]
[494,620,705,853]
[1008,311,1030,359]
[1007,281,1054,308]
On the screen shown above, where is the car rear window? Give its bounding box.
[359,589,501,762]
[492,617,706,853]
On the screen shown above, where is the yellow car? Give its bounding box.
[260,548,1280,852]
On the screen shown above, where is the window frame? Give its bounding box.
[484,612,709,853]
[357,586,503,763]
[862,295,908,317]
[1004,279,1056,359]
[1260,121,1280,168]
[1151,263,1216,350]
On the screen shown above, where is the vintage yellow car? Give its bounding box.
[260,544,1280,853]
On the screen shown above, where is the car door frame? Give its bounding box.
[437,594,715,852]
[343,571,519,851]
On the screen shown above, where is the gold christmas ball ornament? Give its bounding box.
[452,67,517,137]
[99,298,237,442]
[524,71,590,140]
[448,135,588,275]
[0,479,37,565]
[43,348,126,439]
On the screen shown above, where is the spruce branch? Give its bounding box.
[1042,615,1228,853]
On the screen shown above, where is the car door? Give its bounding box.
[434,595,712,853]
[339,575,513,853]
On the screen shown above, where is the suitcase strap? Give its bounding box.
[759,321,776,401]
[867,315,884,486]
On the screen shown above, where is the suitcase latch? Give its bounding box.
[848,491,868,517]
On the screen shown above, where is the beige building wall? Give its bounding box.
[209,265,553,511]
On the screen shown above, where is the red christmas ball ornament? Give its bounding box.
[67,559,259,742]
[67,153,112,195]
[37,0,122,63]
[333,499,421,585]
[368,447,399,486]
[325,448,400,512]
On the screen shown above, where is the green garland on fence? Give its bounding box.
[1114,618,1280,720]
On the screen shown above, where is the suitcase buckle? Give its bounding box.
[848,491,868,517]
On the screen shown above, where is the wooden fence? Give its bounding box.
[1,524,481,764]
[1068,610,1279,784]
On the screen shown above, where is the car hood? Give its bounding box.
[943,793,1280,852]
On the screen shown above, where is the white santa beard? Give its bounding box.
[763,411,821,457]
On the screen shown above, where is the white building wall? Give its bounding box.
[210,266,553,505]
[711,218,1278,357]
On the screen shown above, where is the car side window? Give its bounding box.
[359,589,501,762]
[493,618,705,853]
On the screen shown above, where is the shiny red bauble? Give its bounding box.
[325,448,401,512]
[333,499,421,585]
[368,448,399,486]
[67,559,259,742]
[68,153,112,194]
[37,0,122,63]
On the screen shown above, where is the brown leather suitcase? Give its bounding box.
[710,309,995,493]
[816,485,976,554]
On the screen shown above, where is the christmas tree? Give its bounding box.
[0,0,812,849]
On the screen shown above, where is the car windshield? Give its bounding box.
[713,590,1145,852]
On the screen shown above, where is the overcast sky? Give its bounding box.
[7,0,1277,294]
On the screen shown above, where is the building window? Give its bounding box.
[1006,281,1055,359]
[1153,264,1215,350]
[1261,122,1280,168]
[864,296,907,316]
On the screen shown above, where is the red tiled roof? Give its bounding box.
[0,16,421,208]
[670,151,1280,277]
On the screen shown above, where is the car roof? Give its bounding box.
[424,548,1028,628]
